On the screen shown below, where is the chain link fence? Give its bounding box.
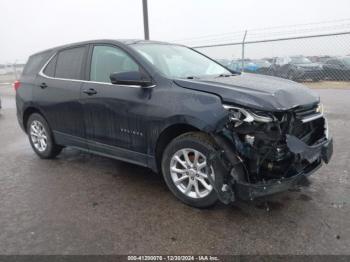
[178,20,350,84]
[0,62,25,84]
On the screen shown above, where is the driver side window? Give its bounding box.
[90,45,139,83]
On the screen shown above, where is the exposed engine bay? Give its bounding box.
[210,103,333,203]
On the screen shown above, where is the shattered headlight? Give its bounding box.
[223,104,274,123]
[316,103,324,114]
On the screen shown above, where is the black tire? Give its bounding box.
[27,113,63,159]
[161,132,224,208]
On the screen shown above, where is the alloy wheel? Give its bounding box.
[30,120,48,152]
[169,148,214,199]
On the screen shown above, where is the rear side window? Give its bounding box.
[22,52,49,76]
[43,55,57,77]
[90,45,139,83]
[55,46,86,80]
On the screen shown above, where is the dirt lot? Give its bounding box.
[304,81,350,89]
[0,84,349,255]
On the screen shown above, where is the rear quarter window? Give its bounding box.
[55,46,86,80]
[43,55,57,77]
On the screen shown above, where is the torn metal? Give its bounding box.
[208,103,333,203]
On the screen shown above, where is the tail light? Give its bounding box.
[13,80,21,91]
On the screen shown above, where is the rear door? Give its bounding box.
[34,45,88,147]
[81,44,151,158]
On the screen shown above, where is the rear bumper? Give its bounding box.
[235,137,333,200]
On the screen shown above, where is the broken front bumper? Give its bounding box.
[235,137,333,201]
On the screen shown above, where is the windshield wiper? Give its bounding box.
[185,76,200,79]
[216,73,234,78]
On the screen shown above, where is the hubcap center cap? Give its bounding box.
[188,169,196,177]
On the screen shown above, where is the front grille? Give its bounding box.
[291,117,326,145]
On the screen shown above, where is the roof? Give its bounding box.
[31,39,175,57]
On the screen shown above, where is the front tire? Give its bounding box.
[161,132,223,208]
[27,113,63,159]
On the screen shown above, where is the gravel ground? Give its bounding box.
[0,84,349,255]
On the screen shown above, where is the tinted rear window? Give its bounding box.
[22,52,49,76]
[43,55,57,77]
[55,46,86,80]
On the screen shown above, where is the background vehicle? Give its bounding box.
[251,59,273,75]
[271,56,324,81]
[228,59,258,72]
[216,58,231,67]
[307,55,333,64]
[16,40,332,208]
[323,57,350,80]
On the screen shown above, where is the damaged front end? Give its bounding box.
[210,103,333,202]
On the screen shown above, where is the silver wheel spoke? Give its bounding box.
[194,180,201,198]
[174,175,189,185]
[198,171,208,178]
[182,149,192,166]
[193,151,199,166]
[174,156,187,169]
[171,166,187,174]
[184,182,192,194]
[197,161,207,170]
[197,177,212,191]
[31,126,38,135]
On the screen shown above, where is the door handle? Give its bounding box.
[83,88,97,95]
[40,82,48,89]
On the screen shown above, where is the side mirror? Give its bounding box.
[109,71,153,88]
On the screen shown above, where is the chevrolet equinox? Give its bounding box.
[16,40,333,208]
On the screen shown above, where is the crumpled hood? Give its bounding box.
[174,73,320,111]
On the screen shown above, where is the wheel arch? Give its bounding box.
[155,123,200,172]
[23,106,47,133]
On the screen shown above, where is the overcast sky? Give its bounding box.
[0,0,350,63]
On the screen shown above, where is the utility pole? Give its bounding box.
[241,30,247,72]
[142,0,150,40]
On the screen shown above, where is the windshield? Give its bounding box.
[290,57,312,64]
[131,44,231,78]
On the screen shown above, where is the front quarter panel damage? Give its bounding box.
[207,105,333,203]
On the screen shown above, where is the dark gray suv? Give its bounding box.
[16,40,333,208]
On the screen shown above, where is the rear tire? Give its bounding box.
[161,132,224,208]
[27,113,63,159]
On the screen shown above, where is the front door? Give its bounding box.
[81,44,151,160]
